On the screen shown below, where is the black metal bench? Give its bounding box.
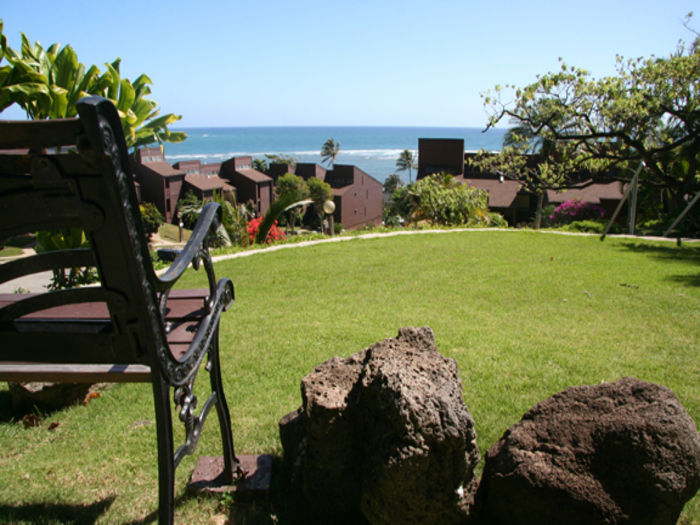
[0,96,241,523]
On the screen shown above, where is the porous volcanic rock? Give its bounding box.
[279,326,479,525]
[472,377,700,525]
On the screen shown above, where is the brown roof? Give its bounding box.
[142,161,185,178]
[236,168,272,184]
[185,174,234,192]
[464,178,523,208]
[547,181,624,204]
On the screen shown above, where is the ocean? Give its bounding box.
[163,126,506,183]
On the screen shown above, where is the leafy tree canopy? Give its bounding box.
[265,153,297,167]
[276,172,309,201]
[307,176,333,220]
[479,19,700,216]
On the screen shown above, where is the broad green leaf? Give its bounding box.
[116,78,135,113]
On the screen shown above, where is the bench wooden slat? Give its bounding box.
[0,363,152,383]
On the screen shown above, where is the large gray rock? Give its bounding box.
[473,377,700,525]
[279,327,479,525]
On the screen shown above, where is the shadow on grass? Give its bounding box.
[617,242,700,287]
[0,389,79,424]
[0,495,116,524]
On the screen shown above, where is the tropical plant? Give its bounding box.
[252,158,269,173]
[396,149,417,184]
[0,22,186,150]
[383,173,403,195]
[383,185,412,227]
[35,228,97,290]
[320,138,340,168]
[176,191,204,229]
[212,190,250,247]
[408,173,490,226]
[251,191,302,244]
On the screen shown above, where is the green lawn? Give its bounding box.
[0,231,698,523]
[0,246,23,258]
[157,222,191,244]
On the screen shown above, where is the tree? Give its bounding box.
[139,202,165,240]
[252,157,268,173]
[470,126,584,228]
[176,191,204,229]
[396,149,417,183]
[480,28,700,227]
[320,138,340,168]
[275,173,309,231]
[383,185,412,227]
[265,153,297,168]
[0,23,186,150]
[307,176,333,227]
[383,173,404,195]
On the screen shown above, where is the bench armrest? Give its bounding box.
[155,202,220,291]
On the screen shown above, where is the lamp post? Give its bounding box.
[323,200,336,236]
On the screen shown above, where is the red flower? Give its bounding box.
[247,217,286,244]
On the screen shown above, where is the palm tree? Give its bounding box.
[396,149,417,184]
[321,138,340,168]
[383,173,403,195]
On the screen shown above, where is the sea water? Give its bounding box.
[163,126,506,184]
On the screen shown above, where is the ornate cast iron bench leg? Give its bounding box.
[209,323,239,484]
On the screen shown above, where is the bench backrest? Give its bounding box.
[0,97,168,369]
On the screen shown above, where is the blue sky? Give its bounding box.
[1,0,697,127]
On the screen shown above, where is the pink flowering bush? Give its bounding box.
[549,199,605,226]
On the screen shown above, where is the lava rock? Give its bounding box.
[473,377,700,525]
[279,327,479,525]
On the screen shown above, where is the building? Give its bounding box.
[173,159,235,201]
[325,165,383,229]
[132,147,185,223]
[295,163,328,182]
[417,138,465,179]
[184,174,235,202]
[416,140,625,226]
[220,156,273,216]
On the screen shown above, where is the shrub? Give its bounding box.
[247,217,286,244]
[409,173,489,226]
[549,199,605,225]
[139,203,165,239]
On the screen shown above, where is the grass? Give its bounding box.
[0,230,698,523]
[0,246,23,258]
[0,234,34,258]
[157,223,191,244]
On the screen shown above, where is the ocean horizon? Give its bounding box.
[163,126,507,183]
